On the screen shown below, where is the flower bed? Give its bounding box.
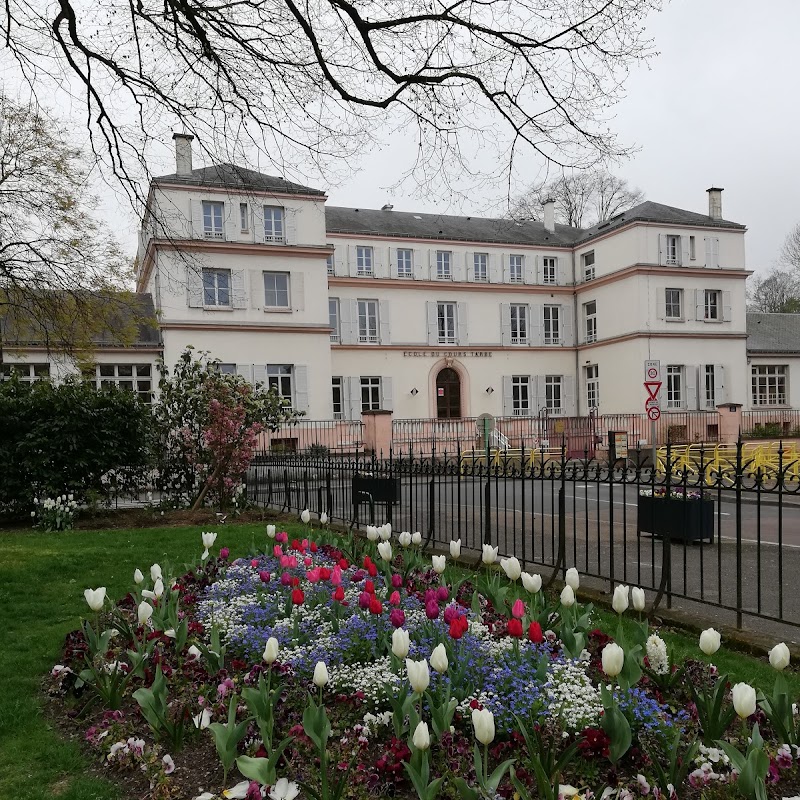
[48,521,800,800]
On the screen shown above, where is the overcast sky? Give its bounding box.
[105,0,798,275]
[321,0,799,275]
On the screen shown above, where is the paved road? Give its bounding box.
[248,466,800,642]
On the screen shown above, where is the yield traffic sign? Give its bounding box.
[644,381,662,401]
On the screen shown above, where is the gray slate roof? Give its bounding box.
[153,164,326,197]
[747,313,800,354]
[325,206,582,247]
[325,200,746,247]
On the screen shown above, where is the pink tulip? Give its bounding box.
[302,539,309,550]
[306,568,321,583]
[304,556,313,567]
[276,531,288,543]
[389,591,401,606]
[443,604,458,625]
[288,556,298,569]
[273,545,283,558]
[219,547,230,560]
[251,559,259,568]
[512,599,525,619]
[280,555,291,568]
[331,566,342,586]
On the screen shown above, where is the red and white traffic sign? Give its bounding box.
[643,360,661,419]
[647,406,661,421]
[644,381,662,401]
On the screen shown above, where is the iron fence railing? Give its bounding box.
[741,409,800,439]
[246,440,800,634]
[255,420,364,454]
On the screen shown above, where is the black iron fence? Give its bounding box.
[246,440,800,636]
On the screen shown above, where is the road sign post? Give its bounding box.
[644,360,661,470]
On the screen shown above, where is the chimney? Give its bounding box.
[172,132,195,177]
[542,198,556,233]
[706,187,723,220]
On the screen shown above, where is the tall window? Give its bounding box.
[665,288,682,320]
[510,304,528,345]
[436,251,452,280]
[543,305,560,345]
[689,235,696,261]
[357,299,379,342]
[509,255,523,283]
[361,376,382,411]
[752,366,787,406]
[437,302,457,344]
[397,248,413,278]
[665,235,679,265]
[473,253,488,282]
[267,365,293,405]
[512,376,530,416]
[202,201,224,238]
[704,365,716,409]
[666,365,683,409]
[239,203,249,231]
[356,246,373,276]
[90,364,152,403]
[263,207,285,242]
[332,377,344,419]
[704,289,721,321]
[584,301,597,343]
[542,257,557,285]
[582,251,595,281]
[326,254,335,275]
[202,268,231,306]
[263,272,290,308]
[585,365,599,409]
[329,299,340,342]
[545,376,563,414]
[0,363,50,382]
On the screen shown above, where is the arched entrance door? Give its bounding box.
[436,367,462,419]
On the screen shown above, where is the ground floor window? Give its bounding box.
[361,376,381,411]
[545,376,562,415]
[666,365,683,409]
[751,365,787,406]
[267,364,293,406]
[0,363,50,382]
[511,376,530,416]
[332,377,344,419]
[585,365,599,409]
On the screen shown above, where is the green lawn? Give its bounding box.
[0,521,795,798]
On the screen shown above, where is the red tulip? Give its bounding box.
[449,618,465,639]
[291,588,304,605]
[319,567,331,581]
[364,580,375,595]
[528,621,544,643]
[367,563,378,577]
[507,618,523,638]
[369,596,383,615]
[332,586,345,602]
[310,542,319,553]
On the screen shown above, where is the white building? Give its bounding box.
[132,134,752,423]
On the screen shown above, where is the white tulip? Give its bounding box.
[201,549,209,561]
[769,642,791,671]
[300,509,311,524]
[632,587,646,612]
[612,584,630,615]
[150,563,162,582]
[430,643,448,674]
[383,522,392,536]
[481,544,498,565]
[501,556,522,581]
[193,708,212,729]
[84,587,106,612]
[732,682,757,719]
[263,637,280,664]
[269,778,300,800]
[699,628,721,656]
[153,577,164,599]
[223,781,252,799]
[133,569,144,585]
[431,555,447,574]
[411,531,422,546]
[313,661,329,688]
[137,601,153,626]
[392,628,410,659]
[164,628,176,638]
[471,707,495,745]
[202,531,217,549]
[602,643,625,678]
[379,524,392,541]
[377,541,393,562]
[559,786,579,798]
[366,525,379,542]
[521,572,542,593]
[565,568,580,590]
[560,585,575,607]
[398,531,412,547]
[412,720,431,751]
[320,512,328,525]
[187,645,201,661]
[450,539,462,559]
[405,658,430,694]
[266,524,276,538]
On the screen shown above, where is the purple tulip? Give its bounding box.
[358,591,372,610]
[424,589,437,604]
[391,573,403,589]
[443,604,458,625]
[280,572,292,586]
[436,586,449,602]
[389,608,406,628]
[425,600,440,620]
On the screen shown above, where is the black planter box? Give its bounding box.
[352,474,401,504]
[637,495,714,544]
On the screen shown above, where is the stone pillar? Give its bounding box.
[716,403,743,443]
[362,410,393,455]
